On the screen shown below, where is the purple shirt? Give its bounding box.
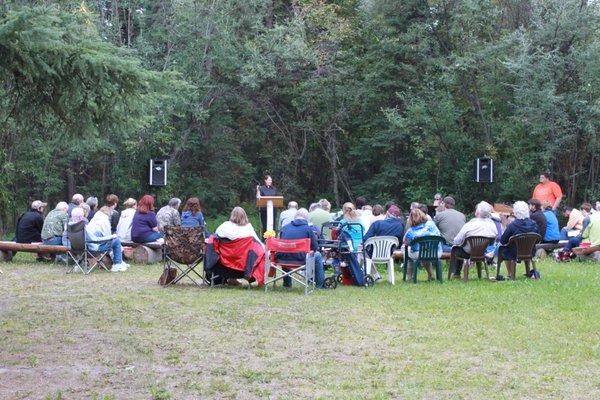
[131,211,158,242]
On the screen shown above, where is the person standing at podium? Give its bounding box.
[256,174,279,234]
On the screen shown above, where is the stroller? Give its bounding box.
[318,221,374,289]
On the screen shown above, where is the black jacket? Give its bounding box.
[16,210,44,243]
[530,210,547,240]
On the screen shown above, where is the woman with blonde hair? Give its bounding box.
[403,208,442,281]
[339,202,364,251]
[215,206,261,242]
[116,198,137,242]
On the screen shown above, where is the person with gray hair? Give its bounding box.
[278,201,299,230]
[308,203,320,213]
[278,207,326,289]
[450,201,499,278]
[309,199,332,232]
[499,201,539,279]
[86,196,99,220]
[156,197,182,232]
[68,193,84,217]
[41,202,69,261]
[434,196,466,251]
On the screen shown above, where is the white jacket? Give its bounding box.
[215,221,262,243]
[86,211,115,251]
[116,208,135,242]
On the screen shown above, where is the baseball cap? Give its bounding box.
[387,205,401,218]
[31,200,47,210]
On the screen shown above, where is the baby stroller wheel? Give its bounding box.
[364,275,375,287]
[336,274,343,283]
[324,276,337,289]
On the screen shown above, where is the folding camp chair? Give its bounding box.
[402,235,446,283]
[66,221,87,274]
[86,237,114,274]
[163,226,206,286]
[264,238,315,295]
[364,236,399,285]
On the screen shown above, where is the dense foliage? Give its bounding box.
[1,0,599,230]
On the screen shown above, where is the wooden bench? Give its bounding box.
[0,241,68,262]
[572,245,600,260]
[121,241,163,264]
[534,242,564,257]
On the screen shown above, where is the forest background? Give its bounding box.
[1,0,599,232]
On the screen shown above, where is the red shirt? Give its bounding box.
[532,181,563,205]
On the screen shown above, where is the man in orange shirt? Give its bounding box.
[532,173,563,211]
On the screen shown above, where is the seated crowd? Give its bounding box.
[13,188,600,282]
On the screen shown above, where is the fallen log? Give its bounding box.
[132,245,163,264]
[0,241,68,254]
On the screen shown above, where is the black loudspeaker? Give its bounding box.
[149,159,168,186]
[474,158,493,183]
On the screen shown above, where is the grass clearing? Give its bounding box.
[1,255,599,399]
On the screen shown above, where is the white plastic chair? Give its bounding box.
[364,236,399,285]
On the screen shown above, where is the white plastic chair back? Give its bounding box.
[364,236,399,285]
[365,236,399,261]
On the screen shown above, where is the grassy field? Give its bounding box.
[1,255,599,399]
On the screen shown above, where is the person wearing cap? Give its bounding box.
[433,196,466,253]
[363,205,405,281]
[450,201,499,278]
[41,202,69,262]
[15,200,47,244]
[67,194,84,217]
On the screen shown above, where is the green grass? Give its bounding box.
[1,255,599,399]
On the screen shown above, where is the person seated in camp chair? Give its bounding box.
[87,206,130,272]
[403,209,442,281]
[278,208,325,289]
[181,197,206,230]
[212,207,263,285]
[450,201,499,278]
[499,201,539,280]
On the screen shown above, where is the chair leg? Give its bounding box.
[366,258,372,275]
[448,253,455,280]
[413,261,419,283]
[484,262,490,279]
[436,260,442,283]
[524,260,531,277]
[403,260,408,282]
[388,259,395,285]
[476,261,482,279]
[463,261,469,282]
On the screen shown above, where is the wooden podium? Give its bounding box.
[256,196,284,231]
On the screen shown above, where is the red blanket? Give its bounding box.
[207,236,265,285]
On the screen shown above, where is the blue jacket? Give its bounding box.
[543,210,560,241]
[278,219,318,263]
[501,218,539,260]
[181,211,205,228]
[363,217,405,242]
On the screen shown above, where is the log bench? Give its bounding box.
[535,242,564,257]
[121,241,163,264]
[0,241,68,262]
[572,245,600,261]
